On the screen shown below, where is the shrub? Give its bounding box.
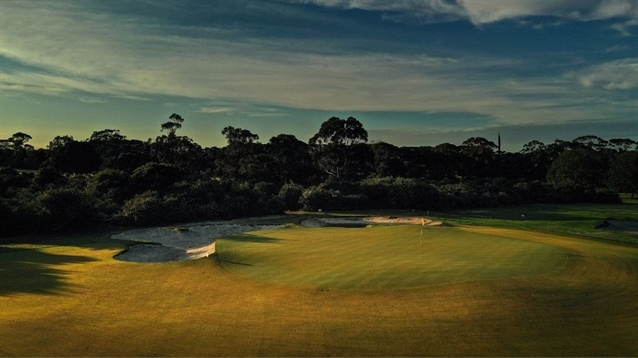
[88,169,130,203]
[300,186,340,211]
[130,162,182,193]
[278,183,304,210]
[119,191,168,225]
[36,188,99,230]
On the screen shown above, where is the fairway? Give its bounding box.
[1,221,638,356]
[217,225,567,289]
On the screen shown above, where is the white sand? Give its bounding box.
[112,223,285,263]
[113,215,444,263]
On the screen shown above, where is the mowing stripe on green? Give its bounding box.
[217,225,567,290]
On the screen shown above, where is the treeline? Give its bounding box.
[1,115,637,236]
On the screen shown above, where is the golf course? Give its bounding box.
[1,204,637,356]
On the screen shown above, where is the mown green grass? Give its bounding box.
[429,202,638,244]
[1,214,637,356]
[620,193,638,204]
[217,225,566,290]
[335,201,637,245]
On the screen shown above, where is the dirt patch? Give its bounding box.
[112,223,285,263]
[598,220,638,235]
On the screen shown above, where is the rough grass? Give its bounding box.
[1,223,637,356]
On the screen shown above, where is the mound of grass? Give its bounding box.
[217,225,566,290]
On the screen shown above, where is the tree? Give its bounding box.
[572,135,608,151]
[46,138,101,173]
[89,129,128,169]
[547,148,607,188]
[461,137,498,178]
[309,117,369,181]
[309,116,368,146]
[607,151,638,198]
[0,132,40,169]
[426,143,462,180]
[89,129,126,143]
[608,138,637,152]
[216,127,262,181]
[160,113,184,137]
[130,162,182,193]
[221,126,259,144]
[48,135,75,151]
[9,132,33,148]
[520,140,554,181]
[370,142,405,177]
[268,134,315,184]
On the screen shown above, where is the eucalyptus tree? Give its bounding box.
[309,116,371,181]
[547,148,607,188]
[216,127,264,181]
[160,113,185,137]
[460,137,498,178]
[607,151,638,198]
[154,114,203,169]
[268,134,315,184]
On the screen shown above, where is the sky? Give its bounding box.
[1,0,637,151]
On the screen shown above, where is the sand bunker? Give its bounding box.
[113,215,444,262]
[300,216,443,228]
[112,223,285,263]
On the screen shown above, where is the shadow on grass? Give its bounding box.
[219,233,284,244]
[0,246,98,296]
[218,259,254,267]
[444,204,638,223]
[0,226,131,250]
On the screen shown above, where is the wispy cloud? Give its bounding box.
[460,0,637,24]
[79,97,108,104]
[197,107,234,114]
[610,19,638,35]
[0,0,635,131]
[295,0,638,25]
[572,58,638,90]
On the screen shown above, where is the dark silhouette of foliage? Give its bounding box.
[222,126,259,144]
[160,113,185,136]
[309,116,368,146]
[607,151,638,198]
[1,115,633,237]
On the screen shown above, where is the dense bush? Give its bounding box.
[1,124,633,237]
[278,183,304,210]
[130,162,182,193]
[118,191,169,225]
[300,187,340,211]
[36,188,99,230]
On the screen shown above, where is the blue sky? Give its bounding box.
[1,0,636,150]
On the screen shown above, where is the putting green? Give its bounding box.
[217,225,567,289]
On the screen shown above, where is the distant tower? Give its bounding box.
[497,132,502,155]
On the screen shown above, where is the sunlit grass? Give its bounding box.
[217,225,566,290]
[423,203,638,245]
[1,221,638,356]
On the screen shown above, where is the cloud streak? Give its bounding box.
[573,58,638,90]
[295,0,638,24]
[0,0,635,132]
